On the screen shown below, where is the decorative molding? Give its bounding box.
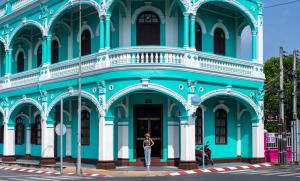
[8,98,43,121]
[77,22,95,42]
[106,83,189,111]
[47,0,102,33]
[8,20,46,47]
[201,89,259,118]
[210,20,230,39]
[131,4,166,24]
[46,90,104,118]
[213,101,230,113]
[195,16,207,34]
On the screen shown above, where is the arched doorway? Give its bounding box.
[195,23,202,51]
[214,28,226,56]
[17,52,25,73]
[81,30,91,56]
[136,11,160,45]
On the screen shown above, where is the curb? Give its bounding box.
[166,163,274,176]
[0,166,106,177]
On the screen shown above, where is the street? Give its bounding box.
[0,166,299,181]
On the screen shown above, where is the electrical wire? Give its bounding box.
[265,0,300,8]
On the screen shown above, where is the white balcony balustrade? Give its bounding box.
[0,47,264,91]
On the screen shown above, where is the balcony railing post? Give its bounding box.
[183,12,190,49]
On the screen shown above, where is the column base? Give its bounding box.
[39,157,56,165]
[63,156,73,162]
[242,158,265,164]
[96,161,116,169]
[24,154,31,160]
[2,156,16,162]
[116,159,129,166]
[178,161,198,170]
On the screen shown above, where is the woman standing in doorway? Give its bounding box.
[143,133,154,169]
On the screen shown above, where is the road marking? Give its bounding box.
[27,177,54,181]
[8,178,32,181]
[261,171,292,176]
[278,172,300,177]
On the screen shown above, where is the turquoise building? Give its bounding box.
[0,0,265,169]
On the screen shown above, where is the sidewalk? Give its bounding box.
[0,159,274,177]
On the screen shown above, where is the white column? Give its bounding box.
[180,115,196,161]
[26,126,31,155]
[237,123,241,156]
[66,125,72,157]
[3,121,15,157]
[118,122,128,159]
[98,117,114,161]
[257,15,263,64]
[41,120,54,158]
[252,120,264,159]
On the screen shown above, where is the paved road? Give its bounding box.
[0,166,299,181]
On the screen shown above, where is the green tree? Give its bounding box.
[264,55,300,132]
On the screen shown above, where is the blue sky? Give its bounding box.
[241,0,300,61]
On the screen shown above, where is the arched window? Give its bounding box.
[37,45,42,67]
[214,28,226,56]
[136,11,160,45]
[31,115,41,145]
[17,51,25,73]
[15,117,24,145]
[215,109,227,144]
[195,23,202,51]
[51,40,59,64]
[81,110,90,145]
[81,30,91,56]
[195,107,203,144]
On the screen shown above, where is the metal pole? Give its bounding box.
[278,47,286,165]
[60,99,63,174]
[292,50,298,163]
[76,1,82,175]
[202,107,205,169]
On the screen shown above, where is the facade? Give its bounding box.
[0,0,264,169]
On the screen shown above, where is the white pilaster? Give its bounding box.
[3,122,15,156]
[118,122,128,159]
[98,117,114,161]
[26,126,31,155]
[180,114,196,161]
[66,125,72,156]
[41,120,54,158]
[237,123,241,156]
[252,119,264,158]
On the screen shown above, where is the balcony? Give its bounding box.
[0,47,264,91]
[0,0,36,18]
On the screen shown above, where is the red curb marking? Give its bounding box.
[223,167,231,171]
[166,163,274,177]
[193,169,204,173]
[208,168,218,172]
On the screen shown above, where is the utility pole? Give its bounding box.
[77,1,82,175]
[278,47,287,165]
[292,50,298,163]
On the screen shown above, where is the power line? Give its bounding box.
[265,0,300,8]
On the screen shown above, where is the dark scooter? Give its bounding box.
[196,141,214,166]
